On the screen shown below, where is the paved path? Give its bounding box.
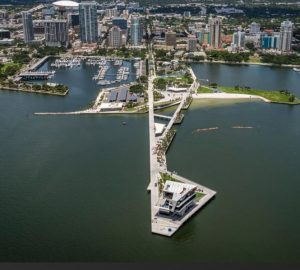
[147,47,215,237]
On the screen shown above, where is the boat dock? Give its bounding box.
[19,71,55,80]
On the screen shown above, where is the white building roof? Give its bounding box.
[167,86,188,92]
[52,0,79,8]
[163,180,196,201]
[154,123,166,136]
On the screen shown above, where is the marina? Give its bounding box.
[51,58,81,68]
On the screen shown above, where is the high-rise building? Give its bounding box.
[22,11,34,43]
[208,16,222,49]
[232,29,246,48]
[112,17,128,31]
[105,8,118,18]
[108,25,122,48]
[260,32,279,49]
[130,16,142,46]
[44,19,68,47]
[195,24,210,45]
[165,31,176,47]
[79,1,98,44]
[279,20,293,52]
[187,36,198,51]
[250,22,260,35]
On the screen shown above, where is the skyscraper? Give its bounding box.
[279,20,293,52]
[250,22,260,35]
[108,25,122,48]
[22,11,34,43]
[165,31,176,47]
[105,8,118,18]
[130,16,142,46]
[187,36,198,51]
[260,32,279,50]
[232,29,246,49]
[44,19,68,47]
[208,16,222,49]
[79,1,98,44]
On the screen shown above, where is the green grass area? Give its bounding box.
[248,56,262,63]
[154,73,193,90]
[197,86,214,93]
[0,63,21,78]
[220,86,300,105]
[159,173,182,193]
[195,192,205,201]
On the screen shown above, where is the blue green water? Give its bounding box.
[0,63,299,262]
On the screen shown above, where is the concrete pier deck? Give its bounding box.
[147,48,216,237]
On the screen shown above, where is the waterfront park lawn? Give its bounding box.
[197,86,214,93]
[197,85,300,105]
[219,86,300,105]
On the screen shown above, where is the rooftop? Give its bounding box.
[52,0,79,8]
[163,180,196,201]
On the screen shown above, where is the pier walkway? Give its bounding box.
[28,56,50,71]
[19,71,55,80]
[154,114,172,121]
[147,50,215,236]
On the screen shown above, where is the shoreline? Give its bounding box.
[192,92,271,102]
[0,86,68,96]
[186,59,300,68]
[193,93,300,105]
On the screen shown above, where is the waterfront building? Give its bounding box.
[232,29,246,49]
[165,31,177,47]
[22,11,34,43]
[112,17,128,31]
[108,25,122,48]
[250,22,260,35]
[79,1,98,44]
[130,16,142,46]
[44,19,69,47]
[279,20,293,52]
[208,16,222,49]
[159,181,197,217]
[187,36,198,51]
[260,32,279,49]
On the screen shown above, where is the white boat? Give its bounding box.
[293,68,300,72]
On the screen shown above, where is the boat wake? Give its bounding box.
[193,127,219,133]
[231,126,254,129]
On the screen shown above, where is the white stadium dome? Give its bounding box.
[52,0,79,8]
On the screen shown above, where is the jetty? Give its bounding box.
[147,47,216,237]
[19,71,55,80]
